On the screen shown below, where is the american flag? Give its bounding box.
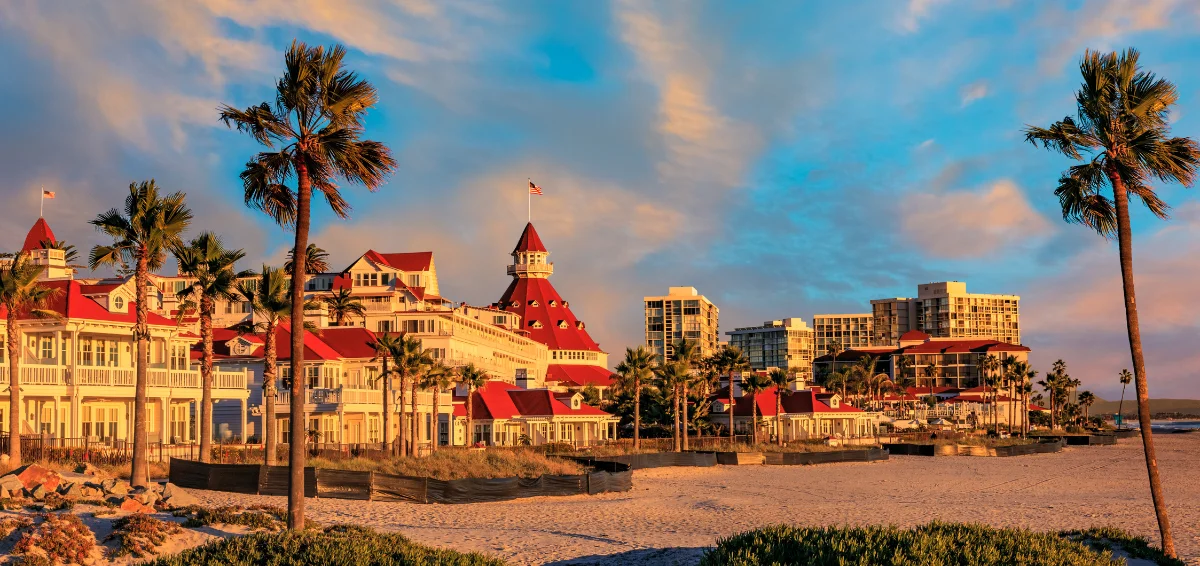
[528,180,543,195]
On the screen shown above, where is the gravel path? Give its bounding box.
[192,434,1200,565]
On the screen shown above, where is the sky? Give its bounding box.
[2,0,1199,400]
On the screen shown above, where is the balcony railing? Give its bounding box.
[0,365,246,390]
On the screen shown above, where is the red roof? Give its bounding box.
[22,218,56,253]
[546,364,613,387]
[905,386,962,396]
[497,277,601,352]
[455,381,610,419]
[901,340,1030,354]
[512,222,547,253]
[313,327,379,359]
[363,250,434,272]
[79,283,123,294]
[1,280,176,326]
[899,330,931,341]
[718,387,863,416]
[211,324,364,362]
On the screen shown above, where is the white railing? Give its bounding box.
[169,371,199,388]
[214,370,247,389]
[340,388,382,405]
[1,365,245,392]
[76,367,135,386]
[363,301,394,312]
[277,387,340,407]
[20,366,67,385]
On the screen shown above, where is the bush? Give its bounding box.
[148,524,505,565]
[175,505,286,531]
[12,513,97,565]
[307,448,584,480]
[1063,527,1187,566]
[701,523,1121,566]
[106,514,185,558]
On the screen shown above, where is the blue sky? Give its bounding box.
[2,0,1199,398]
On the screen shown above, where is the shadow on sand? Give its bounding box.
[544,547,708,566]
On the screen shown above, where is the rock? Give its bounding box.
[10,464,62,492]
[118,497,153,514]
[160,484,198,508]
[0,474,26,494]
[0,454,8,467]
[103,479,131,496]
[29,485,48,500]
[60,482,84,499]
[131,487,159,507]
[75,462,109,478]
[81,486,102,499]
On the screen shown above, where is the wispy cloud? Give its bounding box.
[959,80,990,107]
[897,0,947,33]
[901,179,1054,259]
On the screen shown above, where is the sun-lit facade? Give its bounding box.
[643,286,720,359]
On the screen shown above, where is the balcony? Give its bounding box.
[507,263,553,276]
[0,365,247,393]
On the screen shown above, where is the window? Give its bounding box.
[170,345,188,370]
[377,320,394,333]
[281,418,291,445]
[113,296,125,309]
[407,274,420,287]
[306,366,320,389]
[0,336,5,363]
[40,337,54,360]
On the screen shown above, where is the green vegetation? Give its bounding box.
[307,448,584,480]
[148,525,503,566]
[12,512,97,565]
[1064,527,1187,566]
[701,523,1122,566]
[106,514,184,558]
[172,504,308,531]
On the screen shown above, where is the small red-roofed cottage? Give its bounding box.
[451,381,618,447]
[712,386,877,441]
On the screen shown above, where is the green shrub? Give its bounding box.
[12,513,97,565]
[1063,527,1186,566]
[106,514,185,558]
[701,523,1121,566]
[148,524,505,565]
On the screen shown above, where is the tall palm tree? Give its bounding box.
[614,346,657,450]
[1,253,61,467]
[1078,391,1097,425]
[1025,48,1197,557]
[322,288,366,326]
[234,266,313,465]
[458,363,488,447]
[671,339,700,450]
[220,40,397,530]
[921,363,939,415]
[767,368,792,445]
[740,372,771,445]
[90,180,192,487]
[654,361,690,452]
[369,333,402,453]
[391,334,432,455]
[175,233,251,462]
[720,346,750,445]
[1117,369,1133,429]
[420,361,454,453]
[284,244,329,276]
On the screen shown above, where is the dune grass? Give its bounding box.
[306,448,584,481]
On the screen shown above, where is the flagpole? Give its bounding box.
[527,178,531,223]
[40,186,44,218]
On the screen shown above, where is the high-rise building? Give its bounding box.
[812,313,873,355]
[643,287,720,359]
[870,281,1020,346]
[726,318,814,381]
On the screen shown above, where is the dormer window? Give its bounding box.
[529,300,539,307]
[572,397,580,409]
[529,320,543,328]
[113,296,125,310]
[562,301,569,308]
[510,301,520,308]
[576,321,585,330]
[549,300,557,307]
[557,320,568,329]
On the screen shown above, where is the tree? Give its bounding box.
[768,368,792,445]
[220,40,397,530]
[1025,48,1198,557]
[458,363,488,447]
[420,361,454,453]
[391,333,432,455]
[740,372,771,445]
[1,253,61,467]
[1117,369,1133,429]
[284,244,329,276]
[1078,390,1096,425]
[39,239,83,269]
[654,361,690,452]
[90,180,192,487]
[921,363,939,410]
[670,339,700,450]
[175,233,251,462]
[234,265,312,465]
[718,346,750,445]
[322,288,366,326]
[614,346,657,450]
[979,355,1000,431]
[369,333,402,453]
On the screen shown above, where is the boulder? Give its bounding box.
[103,479,131,496]
[131,487,159,507]
[29,485,48,500]
[118,497,153,514]
[10,464,62,492]
[160,485,198,509]
[60,482,84,499]
[0,475,22,495]
[80,486,103,499]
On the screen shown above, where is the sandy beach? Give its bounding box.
[192,434,1200,565]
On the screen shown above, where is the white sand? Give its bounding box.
[179,434,1197,565]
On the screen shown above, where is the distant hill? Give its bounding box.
[1089,398,1200,417]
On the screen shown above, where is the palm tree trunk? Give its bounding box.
[380,358,389,453]
[750,393,758,445]
[131,252,150,488]
[264,322,278,466]
[633,378,641,450]
[466,385,474,447]
[199,297,214,463]
[410,380,419,455]
[673,386,680,452]
[681,382,689,451]
[7,314,21,467]
[776,393,784,446]
[287,162,312,531]
[1117,384,1127,430]
[397,374,406,455]
[431,387,440,453]
[1110,168,1175,557]
[727,373,735,446]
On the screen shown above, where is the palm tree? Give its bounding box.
[921,363,939,417]
[369,333,402,453]
[740,372,771,445]
[90,180,192,487]
[654,361,690,452]
[1,253,61,467]
[458,363,488,447]
[234,266,312,465]
[1117,369,1133,429]
[220,40,397,530]
[39,239,83,269]
[284,244,329,276]
[175,233,251,463]
[671,339,700,450]
[322,288,366,326]
[614,346,657,450]
[768,368,792,445]
[391,333,432,455]
[1078,391,1097,426]
[420,361,454,453]
[1025,48,1198,557]
[720,346,750,445]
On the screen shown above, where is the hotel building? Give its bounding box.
[870,281,1020,346]
[812,313,873,354]
[725,318,815,381]
[643,287,720,360]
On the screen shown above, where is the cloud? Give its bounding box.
[901,179,1054,259]
[959,81,989,107]
[1034,0,1194,75]
[897,0,947,33]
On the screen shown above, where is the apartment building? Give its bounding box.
[813,330,1031,389]
[725,318,814,381]
[812,313,873,354]
[643,286,720,359]
[1,219,250,444]
[870,281,1020,346]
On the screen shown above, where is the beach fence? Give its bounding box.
[0,434,199,464]
[762,448,889,465]
[557,451,718,470]
[168,458,632,504]
[882,439,1065,457]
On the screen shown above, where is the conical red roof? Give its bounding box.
[512,222,547,254]
[498,277,601,351]
[22,218,56,252]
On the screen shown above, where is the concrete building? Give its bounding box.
[813,330,1031,389]
[643,287,720,360]
[870,281,1020,346]
[726,318,814,381]
[812,313,873,355]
